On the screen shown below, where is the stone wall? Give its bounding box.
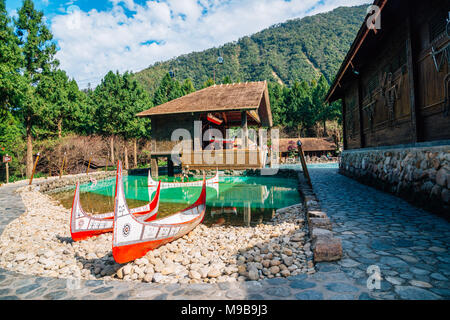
[35,171,122,194]
[339,144,450,215]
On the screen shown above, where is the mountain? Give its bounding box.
[134,5,368,95]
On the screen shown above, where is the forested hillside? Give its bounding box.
[0,0,368,183]
[134,5,368,96]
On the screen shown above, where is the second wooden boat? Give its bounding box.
[70,179,161,242]
[113,161,207,264]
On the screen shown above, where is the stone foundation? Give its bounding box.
[339,142,450,215]
[35,170,121,194]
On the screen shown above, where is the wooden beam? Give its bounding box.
[357,76,365,148]
[167,157,174,177]
[222,112,228,124]
[241,110,248,148]
[151,158,158,178]
[326,0,388,103]
[406,8,419,143]
[342,98,348,151]
[247,110,261,124]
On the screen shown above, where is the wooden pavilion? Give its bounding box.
[278,138,337,162]
[137,81,273,176]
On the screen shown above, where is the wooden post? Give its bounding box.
[133,138,138,168]
[243,202,251,227]
[110,135,115,164]
[64,154,68,173]
[5,154,9,184]
[268,128,273,168]
[29,152,40,185]
[406,11,419,143]
[168,157,174,177]
[151,157,158,178]
[297,142,312,187]
[241,111,248,149]
[124,144,129,170]
[258,129,265,166]
[86,154,92,175]
[342,98,348,151]
[60,153,66,179]
[357,76,365,148]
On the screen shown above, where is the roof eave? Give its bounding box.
[137,106,261,118]
[326,0,388,104]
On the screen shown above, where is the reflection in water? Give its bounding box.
[52,175,300,227]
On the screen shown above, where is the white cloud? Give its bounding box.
[51,0,370,88]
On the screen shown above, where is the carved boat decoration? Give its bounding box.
[70,177,161,242]
[207,113,223,125]
[113,161,207,264]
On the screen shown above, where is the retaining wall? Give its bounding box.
[339,142,450,215]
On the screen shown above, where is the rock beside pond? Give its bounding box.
[0,185,311,284]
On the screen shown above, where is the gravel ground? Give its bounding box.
[0,185,312,285]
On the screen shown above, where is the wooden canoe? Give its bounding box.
[207,113,223,125]
[113,161,207,264]
[70,178,161,242]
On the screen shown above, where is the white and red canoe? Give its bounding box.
[70,178,161,242]
[113,161,207,264]
[148,170,219,189]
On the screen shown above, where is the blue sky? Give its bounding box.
[5,0,370,88]
[7,0,113,17]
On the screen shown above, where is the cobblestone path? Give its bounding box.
[310,167,450,300]
[0,169,449,300]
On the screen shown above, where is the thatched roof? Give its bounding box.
[137,81,272,127]
[278,138,337,153]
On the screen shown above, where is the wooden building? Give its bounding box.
[327,0,450,148]
[278,138,337,162]
[326,0,450,213]
[137,81,273,176]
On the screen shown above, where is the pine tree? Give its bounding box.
[92,71,122,164]
[268,82,288,127]
[286,80,315,135]
[0,112,25,180]
[181,78,196,95]
[14,0,58,177]
[66,79,93,135]
[93,71,151,168]
[120,72,151,169]
[202,78,215,88]
[0,0,24,119]
[168,79,184,101]
[222,76,232,84]
[152,73,173,106]
[312,75,340,136]
[36,69,70,138]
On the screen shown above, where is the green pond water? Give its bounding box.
[52,175,301,227]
